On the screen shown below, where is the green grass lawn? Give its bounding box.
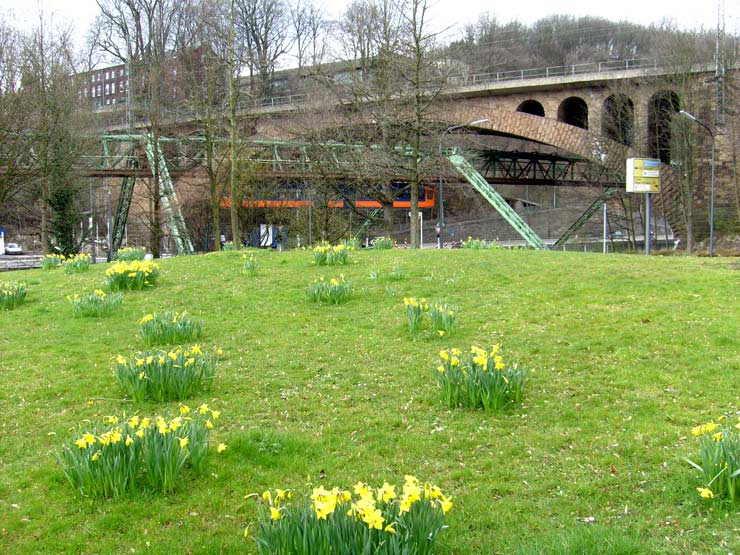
[0,249,738,554]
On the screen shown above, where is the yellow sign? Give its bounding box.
[626,158,661,193]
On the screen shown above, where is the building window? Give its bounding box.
[83,87,88,97]
[111,82,116,94]
[119,68,124,77]
[97,85,102,95]
[91,75,95,84]
[105,83,110,95]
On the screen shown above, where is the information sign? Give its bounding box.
[626,158,661,193]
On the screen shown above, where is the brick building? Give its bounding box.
[80,64,130,109]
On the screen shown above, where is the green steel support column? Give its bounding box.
[552,187,619,248]
[446,153,547,250]
[354,208,383,240]
[144,138,195,255]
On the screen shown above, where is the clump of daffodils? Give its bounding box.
[312,243,351,266]
[138,310,203,347]
[403,297,428,333]
[41,253,64,269]
[250,475,452,555]
[403,298,457,336]
[62,253,92,274]
[0,281,27,310]
[116,246,146,261]
[57,406,225,498]
[106,260,160,291]
[371,237,394,250]
[306,274,352,304]
[461,237,500,249]
[115,345,219,402]
[68,289,123,317]
[436,345,527,411]
[687,414,740,505]
[241,253,258,277]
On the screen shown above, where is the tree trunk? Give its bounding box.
[229,0,240,248]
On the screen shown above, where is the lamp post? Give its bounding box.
[438,118,489,248]
[678,110,716,257]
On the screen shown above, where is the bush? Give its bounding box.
[687,415,740,505]
[106,260,160,291]
[57,407,224,498]
[115,345,219,402]
[307,275,352,304]
[68,289,123,317]
[436,345,526,411]
[62,253,92,273]
[116,247,147,261]
[0,281,27,310]
[250,475,452,555]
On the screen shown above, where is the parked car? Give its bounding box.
[4,243,23,255]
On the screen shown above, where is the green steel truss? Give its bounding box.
[552,187,619,247]
[446,153,547,250]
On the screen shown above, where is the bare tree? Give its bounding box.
[234,0,293,98]
[19,14,89,254]
[175,0,230,250]
[290,0,328,69]
[398,0,446,248]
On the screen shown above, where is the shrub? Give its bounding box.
[241,254,258,277]
[250,475,452,555]
[56,406,224,498]
[68,289,123,317]
[106,260,160,291]
[307,275,352,304]
[115,345,219,402]
[0,281,27,310]
[222,241,235,251]
[436,345,527,411]
[403,297,428,333]
[461,237,500,249]
[312,243,351,266]
[116,247,146,261]
[139,310,203,347]
[62,253,92,273]
[686,415,740,505]
[41,254,64,269]
[372,237,395,250]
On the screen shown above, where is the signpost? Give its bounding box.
[626,158,661,255]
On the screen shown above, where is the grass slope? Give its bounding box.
[0,249,738,554]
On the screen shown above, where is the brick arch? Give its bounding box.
[432,101,628,172]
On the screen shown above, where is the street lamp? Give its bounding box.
[678,110,716,257]
[438,118,489,248]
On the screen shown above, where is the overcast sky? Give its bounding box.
[4,0,737,52]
